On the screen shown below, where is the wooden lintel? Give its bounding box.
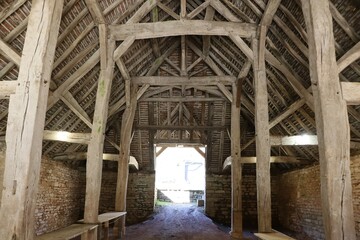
[132,76,236,86]
[341,82,360,105]
[109,20,257,40]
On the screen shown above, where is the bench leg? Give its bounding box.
[81,228,97,240]
[103,221,109,240]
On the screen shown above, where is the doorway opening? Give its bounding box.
[155,145,205,205]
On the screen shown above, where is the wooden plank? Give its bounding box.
[0,80,17,98]
[36,224,98,240]
[270,135,318,146]
[337,41,360,72]
[113,36,136,61]
[210,0,241,22]
[0,1,64,239]
[230,83,242,238]
[202,6,215,57]
[141,97,225,102]
[115,86,137,236]
[84,29,116,223]
[217,83,233,102]
[43,130,90,144]
[301,0,356,239]
[85,0,105,24]
[127,0,158,24]
[341,82,360,105]
[133,76,236,86]
[110,20,257,40]
[0,38,21,66]
[254,231,295,240]
[253,34,272,233]
[187,0,211,19]
[0,0,27,24]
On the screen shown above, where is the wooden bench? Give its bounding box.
[36,223,98,240]
[78,212,126,240]
[254,230,295,240]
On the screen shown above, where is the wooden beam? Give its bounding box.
[0,1,63,239]
[217,83,233,102]
[210,0,240,22]
[84,28,115,223]
[133,76,236,86]
[140,97,225,102]
[341,82,360,105]
[156,147,167,157]
[229,34,254,60]
[194,146,205,158]
[0,37,21,66]
[181,0,187,19]
[253,33,272,233]
[188,0,210,19]
[85,0,105,24]
[115,86,137,236]
[202,6,215,57]
[127,0,158,24]
[223,156,303,170]
[301,0,356,239]
[135,125,226,131]
[230,83,242,238]
[337,41,360,72]
[270,135,318,146]
[113,36,136,61]
[110,20,257,40]
[259,0,281,27]
[43,130,91,144]
[0,80,17,98]
[60,92,92,128]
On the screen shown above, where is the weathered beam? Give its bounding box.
[337,41,360,72]
[140,97,225,102]
[85,0,105,24]
[230,83,242,239]
[84,27,115,223]
[0,80,17,98]
[188,0,210,19]
[115,86,137,236]
[253,33,272,233]
[229,34,254,61]
[127,0,158,24]
[223,156,303,170]
[156,147,167,158]
[202,6,215,57]
[135,125,226,131]
[43,130,90,144]
[194,146,205,158]
[60,92,92,128]
[0,0,27,24]
[113,36,136,61]
[259,0,281,27]
[210,0,241,22]
[301,0,356,239]
[217,83,233,102]
[341,82,360,105]
[132,76,236,86]
[110,20,257,40]
[0,1,63,239]
[0,37,21,66]
[157,2,179,20]
[270,135,318,146]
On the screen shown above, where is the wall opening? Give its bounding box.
[155,146,205,205]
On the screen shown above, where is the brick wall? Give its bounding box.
[205,172,279,227]
[35,157,86,235]
[276,155,360,239]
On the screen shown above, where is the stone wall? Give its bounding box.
[276,155,360,239]
[205,173,279,227]
[127,172,156,224]
[35,157,86,235]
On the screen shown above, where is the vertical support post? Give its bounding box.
[85,25,115,224]
[115,85,138,237]
[253,29,272,233]
[301,0,356,239]
[230,83,242,239]
[0,0,64,239]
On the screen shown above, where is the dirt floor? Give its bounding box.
[125,203,257,240]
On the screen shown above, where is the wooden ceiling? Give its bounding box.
[0,0,359,173]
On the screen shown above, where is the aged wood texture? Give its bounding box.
[301,0,356,239]
[253,34,271,233]
[230,83,242,239]
[115,86,138,236]
[84,28,115,223]
[110,20,256,40]
[0,0,64,239]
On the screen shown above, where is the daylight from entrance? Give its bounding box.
[155,146,205,203]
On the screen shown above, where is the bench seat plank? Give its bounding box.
[36,224,98,240]
[254,232,295,240]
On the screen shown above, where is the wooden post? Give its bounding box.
[84,26,115,223]
[230,83,242,239]
[253,31,272,232]
[301,0,356,239]
[115,85,138,236]
[0,0,64,239]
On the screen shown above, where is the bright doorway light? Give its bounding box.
[155,146,205,204]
